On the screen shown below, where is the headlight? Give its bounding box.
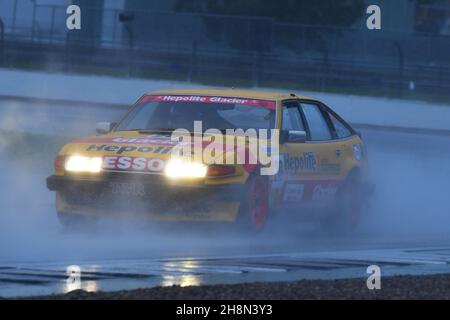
[65,156,102,173]
[164,158,207,179]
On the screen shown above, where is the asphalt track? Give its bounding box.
[0,98,449,298]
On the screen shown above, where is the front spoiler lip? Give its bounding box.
[46,174,243,192]
[59,204,241,222]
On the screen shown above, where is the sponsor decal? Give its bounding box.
[279,152,317,174]
[103,156,164,173]
[75,135,191,147]
[140,95,276,109]
[87,144,173,155]
[318,158,341,174]
[282,183,305,202]
[312,184,338,201]
[279,181,339,204]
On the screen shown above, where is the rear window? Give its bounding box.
[300,102,332,141]
[328,111,352,139]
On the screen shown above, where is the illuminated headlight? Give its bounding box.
[164,158,207,179]
[65,156,102,173]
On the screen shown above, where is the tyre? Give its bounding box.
[237,174,270,231]
[318,173,362,234]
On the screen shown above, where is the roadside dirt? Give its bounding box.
[19,274,450,300]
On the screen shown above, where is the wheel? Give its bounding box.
[319,173,362,234]
[237,174,270,231]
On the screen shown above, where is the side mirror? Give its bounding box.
[280,130,307,144]
[96,122,114,134]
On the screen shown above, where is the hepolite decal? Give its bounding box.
[279,152,317,174]
[74,135,191,146]
[140,95,277,110]
[86,144,173,155]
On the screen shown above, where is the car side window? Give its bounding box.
[328,111,352,139]
[300,102,332,141]
[282,101,305,131]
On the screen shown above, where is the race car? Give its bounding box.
[46,89,369,231]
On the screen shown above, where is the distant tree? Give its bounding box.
[416,0,448,4]
[415,0,450,33]
[173,0,365,52]
[174,0,365,26]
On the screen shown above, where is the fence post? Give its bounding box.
[119,12,135,77]
[0,18,4,66]
[187,39,197,83]
[395,42,404,97]
[251,51,257,87]
[31,1,37,40]
[11,0,18,33]
[49,6,56,43]
[64,31,73,73]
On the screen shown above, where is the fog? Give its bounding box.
[1,98,450,267]
[363,130,450,240]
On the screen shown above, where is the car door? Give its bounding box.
[271,100,307,206]
[297,100,345,204]
[277,100,340,205]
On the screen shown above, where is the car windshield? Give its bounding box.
[115,95,276,132]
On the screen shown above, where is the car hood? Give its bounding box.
[59,131,267,167]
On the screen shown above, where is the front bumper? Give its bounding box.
[47,173,244,222]
[47,173,242,192]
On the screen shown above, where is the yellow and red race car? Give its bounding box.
[47,89,369,231]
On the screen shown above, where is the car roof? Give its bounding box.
[148,88,315,101]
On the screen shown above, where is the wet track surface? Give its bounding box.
[1,98,450,297]
[1,243,450,297]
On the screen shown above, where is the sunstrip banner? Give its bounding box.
[140,95,277,109]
